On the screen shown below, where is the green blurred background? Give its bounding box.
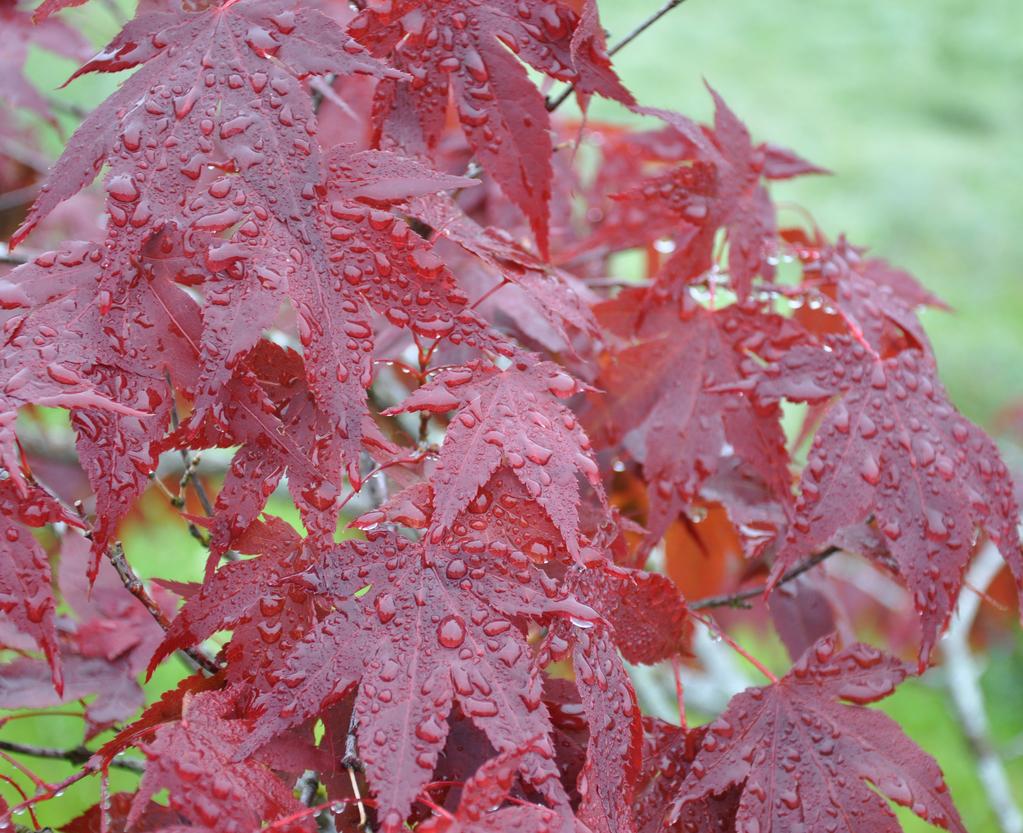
[4,0,1023,830]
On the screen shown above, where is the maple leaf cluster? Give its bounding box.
[0,0,1019,831]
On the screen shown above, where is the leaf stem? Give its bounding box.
[692,610,778,683]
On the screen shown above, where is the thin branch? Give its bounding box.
[608,0,693,58]
[165,390,230,556]
[311,73,338,114]
[105,542,221,675]
[296,770,320,806]
[547,0,693,113]
[0,740,143,774]
[342,716,364,774]
[149,470,183,507]
[342,716,372,831]
[690,545,840,610]
[178,453,210,512]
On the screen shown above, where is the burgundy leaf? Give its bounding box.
[388,360,603,557]
[350,0,631,257]
[752,336,1023,658]
[673,636,965,833]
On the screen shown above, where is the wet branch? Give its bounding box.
[106,542,221,675]
[690,545,840,610]
[0,740,144,774]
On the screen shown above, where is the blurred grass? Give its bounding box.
[5,0,1023,830]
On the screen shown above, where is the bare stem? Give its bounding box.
[0,740,143,774]
[311,73,337,114]
[342,716,372,831]
[106,542,220,675]
[690,545,840,610]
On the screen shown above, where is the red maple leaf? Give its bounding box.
[407,192,602,354]
[131,689,313,833]
[0,241,201,569]
[567,559,691,665]
[350,0,632,257]
[782,227,949,354]
[13,0,395,248]
[62,792,186,833]
[0,0,90,121]
[632,718,739,833]
[752,336,1023,658]
[591,291,800,545]
[152,517,338,698]
[237,529,594,830]
[387,360,603,558]
[541,609,643,833]
[0,533,174,736]
[590,87,824,297]
[673,637,965,833]
[0,479,78,693]
[174,341,406,560]
[11,0,433,487]
[416,743,562,833]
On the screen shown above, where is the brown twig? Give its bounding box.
[0,740,144,774]
[342,717,372,831]
[106,542,221,675]
[165,392,232,556]
[547,0,693,113]
[182,458,214,517]
[690,545,840,610]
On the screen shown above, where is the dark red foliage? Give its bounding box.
[350,0,631,257]
[750,336,1022,659]
[671,637,965,833]
[0,0,1018,831]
